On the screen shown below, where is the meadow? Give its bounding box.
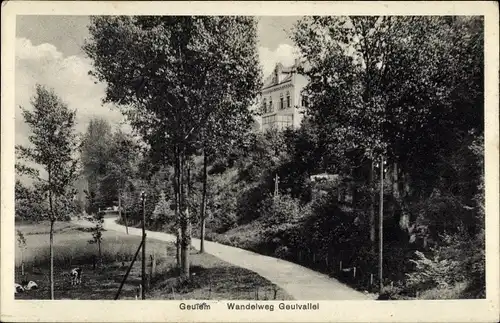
[14,221,292,300]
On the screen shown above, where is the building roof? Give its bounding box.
[262,60,300,90]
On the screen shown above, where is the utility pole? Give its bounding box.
[379,155,384,294]
[141,191,147,300]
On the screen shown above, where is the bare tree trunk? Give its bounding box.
[200,149,208,253]
[49,219,55,299]
[379,155,384,293]
[179,149,186,275]
[48,168,55,300]
[180,156,191,279]
[174,145,182,268]
[369,159,376,253]
[176,229,182,267]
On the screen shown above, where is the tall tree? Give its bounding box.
[84,16,262,278]
[197,75,257,253]
[104,129,140,232]
[292,16,484,248]
[16,84,79,299]
[80,117,113,209]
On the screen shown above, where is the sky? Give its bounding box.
[15,15,301,148]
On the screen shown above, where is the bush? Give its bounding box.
[417,281,469,300]
[274,245,291,259]
[258,194,308,257]
[236,184,271,225]
[262,194,305,226]
[405,228,485,298]
[406,250,463,291]
[377,284,404,300]
[15,181,48,221]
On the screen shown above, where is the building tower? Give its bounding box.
[259,59,309,132]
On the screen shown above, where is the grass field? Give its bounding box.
[15,221,293,300]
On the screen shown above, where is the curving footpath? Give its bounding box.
[77,217,374,300]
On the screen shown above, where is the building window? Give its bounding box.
[276,115,293,130]
[262,98,267,114]
[262,115,276,127]
[301,94,309,108]
[280,93,284,110]
[286,91,290,108]
[269,97,273,112]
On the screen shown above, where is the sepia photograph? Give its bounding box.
[2,1,499,323]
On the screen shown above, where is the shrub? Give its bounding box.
[404,224,485,298]
[274,245,291,259]
[418,281,469,300]
[378,284,404,299]
[236,185,271,225]
[262,194,305,226]
[406,250,463,291]
[15,181,48,221]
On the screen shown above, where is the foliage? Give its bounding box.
[15,84,80,299]
[86,210,105,258]
[262,194,306,226]
[406,250,463,291]
[417,281,469,300]
[152,190,173,228]
[104,130,141,200]
[70,15,487,299]
[15,180,48,221]
[85,16,263,277]
[405,228,485,298]
[81,118,112,183]
[16,84,80,222]
[80,119,139,209]
[17,230,27,249]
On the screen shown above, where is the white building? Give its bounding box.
[259,59,309,132]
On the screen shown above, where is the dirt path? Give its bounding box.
[74,217,373,300]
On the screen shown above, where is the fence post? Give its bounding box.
[353,267,356,279]
[273,286,278,300]
[255,286,259,300]
[313,253,316,263]
[370,273,374,286]
[339,261,342,271]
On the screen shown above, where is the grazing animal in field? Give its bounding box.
[70,267,83,285]
[15,283,25,293]
[23,280,38,291]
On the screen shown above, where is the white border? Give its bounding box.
[1,1,499,322]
